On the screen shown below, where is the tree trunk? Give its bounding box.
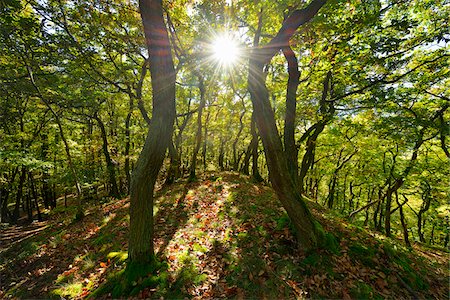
[298,71,333,194]
[219,138,225,171]
[384,191,393,236]
[25,63,83,217]
[189,75,206,180]
[417,183,432,243]
[128,0,176,264]
[1,167,18,223]
[202,110,210,171]
[13,167,27,223]
[94,114,120,198]
[282,45,300,183]
[164,141,179,185]
[247,0,327,249]
[397,192,411,247]
[124,95,134,193]
[240,143,251,175]
[232,104,246,171]
[250,116,263,182]
[29,172,42,222]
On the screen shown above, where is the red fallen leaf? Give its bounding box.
[100,262,107,268]
[168,255,176,261]
[80,289,90,298]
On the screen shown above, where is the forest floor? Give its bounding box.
[0,172,448,299]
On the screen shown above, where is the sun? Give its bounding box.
[211,33,240,67]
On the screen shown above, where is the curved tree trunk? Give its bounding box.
[247,0,327,249]
[128,0,176,264]
[298,71,333,194]
[94,113,120,198]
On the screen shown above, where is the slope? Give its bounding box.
[0,172,448,299]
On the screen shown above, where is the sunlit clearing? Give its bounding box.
[211,33,240,67]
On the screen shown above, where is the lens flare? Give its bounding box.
[211,33,240,67]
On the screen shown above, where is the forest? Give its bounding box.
[0,0,449,298]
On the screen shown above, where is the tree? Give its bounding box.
[247,0,328,249]
[128,0,176,264]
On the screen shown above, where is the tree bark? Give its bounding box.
[298,71,333,194]
[124,95,134,193]
[202,110,210,171]
[397,193,411,247]
[250,116,263,182]
[13,167,27,223]
[29,172,42,222]
[247,0,328,249]
[128,0,176,264]
[282,45,300,183]
[189,75,206,180]
[94,113,120,198]
[233,103,246,170]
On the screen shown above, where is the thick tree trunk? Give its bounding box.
[94,114,120,198]
[128,0,176,263]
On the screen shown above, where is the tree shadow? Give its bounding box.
[0,198,130,298]
[153,181,199,258]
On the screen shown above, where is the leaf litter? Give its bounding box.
[0,171,448,299]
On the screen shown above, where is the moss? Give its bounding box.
[275,214,291,230]
[348,243,376,267]
[313,220,340,254]
[51,282,83,298]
